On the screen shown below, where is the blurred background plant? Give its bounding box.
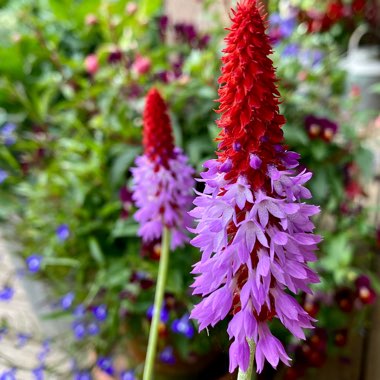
[0,0,379,379]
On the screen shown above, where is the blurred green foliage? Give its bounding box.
[0,0,378,377]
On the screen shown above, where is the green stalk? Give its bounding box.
[237,339,256,380]
[143,227,171,380]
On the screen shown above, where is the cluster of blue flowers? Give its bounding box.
[95,357,136,380]
[71,303,106,340]
[145,304,195,366]
[0,338,50,380]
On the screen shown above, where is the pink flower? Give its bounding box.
[126,2,138,15]
[132,55,151,75]
[84,54,99,75]
[85,14,98,26]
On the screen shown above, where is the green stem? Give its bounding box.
[143,227,171,380]
[237,339,256,380]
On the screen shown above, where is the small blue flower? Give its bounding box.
[93,305,107,322]
[60,292,75,310]
[96,357,114,376]
[120,370,135,380]
[87,322,100,336]
[73,371,92,380]
[37,350,48,363]
[159,346,175,364]
[56,224,70,241]
[282,43,300,58]
[269,13,296,43]
[72,321,86,340]
[0,369,16,380]
[73,304,86,318]
[171,313,194,339]
[146,305,169,323]
[299,49,324,68]
[26,255,43,273]
[1,123,16,146]
[16,333,31,348]
[0,169,8,184]
[32,366,44,380]
[37,339,51,363]
[0,327,8,341]
[1,123,16,135]
[0,286,14,301]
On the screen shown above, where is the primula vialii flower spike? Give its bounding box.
[190,0,321,374]
[131,88,194,249]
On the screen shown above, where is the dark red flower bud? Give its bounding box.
[215,0,286,190]
[142,88,174,167]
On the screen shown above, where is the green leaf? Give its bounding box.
[354,147,374,179]
[321,234,353,280]
[138,0,162,21]
[110,146,140,186]
[44,257,80,267]
[112,219,139,238]
[88,237,105,266]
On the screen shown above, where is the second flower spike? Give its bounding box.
[131,88,194,249]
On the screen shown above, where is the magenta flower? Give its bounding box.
[132,55,151,75]
[84,54,99,75]
[131,88,194,249]
[189,1,321,374]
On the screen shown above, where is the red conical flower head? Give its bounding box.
[143,88,175,167]
[216,0,285,190]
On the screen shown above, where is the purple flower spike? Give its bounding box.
[131,89,194,249]
[159,346,176,365]
[26,255,43,273]
[56,224,70,241]
[189,2,321,375]
[171,313,194,338]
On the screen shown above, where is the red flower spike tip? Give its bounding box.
[216,0,285,190]
[143,88,175,166]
